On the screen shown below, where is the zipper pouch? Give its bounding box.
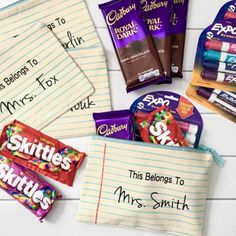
[0,0,111,137]
[77,136,224,236]
[0,23,93,131]
[42,47,111,138]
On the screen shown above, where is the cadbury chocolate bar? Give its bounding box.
[93,110,134,140]
[141,0,173,81]
[171,0,190,78]
[99,0,165,92]
[0,120,86,186]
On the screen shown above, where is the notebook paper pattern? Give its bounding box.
[0,0,111,137]
[0,25,93,131]
[43,47,111,138]
[78,136,213,236]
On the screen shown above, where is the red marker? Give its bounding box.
[224,11,236,20]
[205,39,236,54]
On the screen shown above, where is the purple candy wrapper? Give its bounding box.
[141,0,173,80]
[99,0,168,93]
[130,91,203,148]
[171,0,190,78]
[0,155,61,222]
[93,110,134,140]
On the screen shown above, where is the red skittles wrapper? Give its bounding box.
[134,106,188,147]
[0,120,86,186]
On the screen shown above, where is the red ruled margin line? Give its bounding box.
[95,143,107,224]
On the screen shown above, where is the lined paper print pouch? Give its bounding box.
[78,136,224,236]
[0,0,111,137]
[43,47,111,138]
[0,23,93,131]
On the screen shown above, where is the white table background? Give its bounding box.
[0,0,235,235]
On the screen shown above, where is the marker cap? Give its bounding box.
[203,61,220,70]
[185,133,196,145]
[201,70,218,80]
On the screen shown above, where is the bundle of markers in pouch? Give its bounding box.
[187,0,236,123]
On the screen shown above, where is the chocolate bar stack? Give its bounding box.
[99,0,190,92]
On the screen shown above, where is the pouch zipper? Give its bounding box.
[93,136,225,167]
[198,145,225,167]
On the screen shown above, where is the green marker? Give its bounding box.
[204,50,236,63]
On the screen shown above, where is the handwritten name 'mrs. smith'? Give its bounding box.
[114,186,190,211]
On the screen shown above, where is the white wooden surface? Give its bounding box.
[0,0,236,235]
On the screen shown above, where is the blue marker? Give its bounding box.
[204,50,236,63]
[203,61,236,74]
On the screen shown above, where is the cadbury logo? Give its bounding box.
[97,124,128,137]
[141,0,168,12]
[106,4,136,26]
[211,23,236,35]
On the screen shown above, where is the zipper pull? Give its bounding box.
[199,145,225,167]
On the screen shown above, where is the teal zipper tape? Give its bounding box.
[92,136,225,167]
[199,145,225,167]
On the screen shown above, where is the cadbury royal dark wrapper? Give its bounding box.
[99,0,168,93]
[134,106,189,146]
[0,120,86,186]
[141,0,173,81]
[171,0,190,78]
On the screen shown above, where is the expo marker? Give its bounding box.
[204,50,236,63]
[224,11,236,20]
[183,132,196,145]
[212,89,236,108]
[177,121,198,135]
[203,61,236,74]
[205,39,236,54]
[201,70,236,84]
[197,87,236,116]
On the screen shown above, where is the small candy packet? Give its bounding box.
[0,120,86,186]
[93,110,134,140]
[130,91,203,148]
[190,19,236,91]
[186,84,236,123]
[0,154,60,222]
[134,106,188,147]
[171,0,190,78]
[214,0,236,21]
[99,0,168,92]
[140,0,173,81]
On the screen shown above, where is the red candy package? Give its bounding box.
[134,106,188,147]
[0,120,86,186]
